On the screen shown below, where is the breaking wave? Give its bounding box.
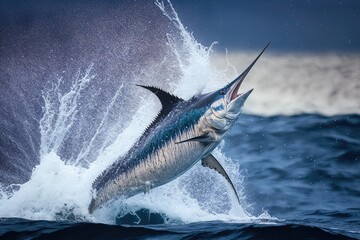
[0,0,267,225]
[1,2,358,237]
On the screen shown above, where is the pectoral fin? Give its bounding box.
[201,154,240,204]
[175,134,214,144]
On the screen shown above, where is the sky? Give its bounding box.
[171,0,360,53]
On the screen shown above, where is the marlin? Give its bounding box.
[89,44,269,213]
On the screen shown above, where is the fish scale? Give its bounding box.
[88,44,270,213]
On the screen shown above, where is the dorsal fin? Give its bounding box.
[136,85,183,114]
[136,85,184,140]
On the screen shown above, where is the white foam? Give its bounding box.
[0,0,275,224]
[212,52,360,116]
[0,152,91,220]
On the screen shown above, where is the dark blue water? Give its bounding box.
[1,0,359,239]
[0,219,356,240]
[231,114,360,239]
[1,114,359,239]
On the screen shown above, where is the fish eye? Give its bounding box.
[219,90,225,95]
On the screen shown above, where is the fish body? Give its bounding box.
[89,44,269,213]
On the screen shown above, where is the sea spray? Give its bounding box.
[0,0,263,224]
[40,65,95,158]
[155,0,227,98]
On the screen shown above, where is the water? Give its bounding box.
[0,1,359,239]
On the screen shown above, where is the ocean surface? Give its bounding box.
[0,114,359,239]
[0,1,359,239]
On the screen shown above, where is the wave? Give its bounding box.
[0,218,357,240]
[212,52,360,116]
[0,0,359,236]
[0,0,262,225]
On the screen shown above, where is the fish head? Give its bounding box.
[212,77,254,121]
[200,74,253,134]
[194,43,269,133]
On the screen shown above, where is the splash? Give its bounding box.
[0,0,271,224]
